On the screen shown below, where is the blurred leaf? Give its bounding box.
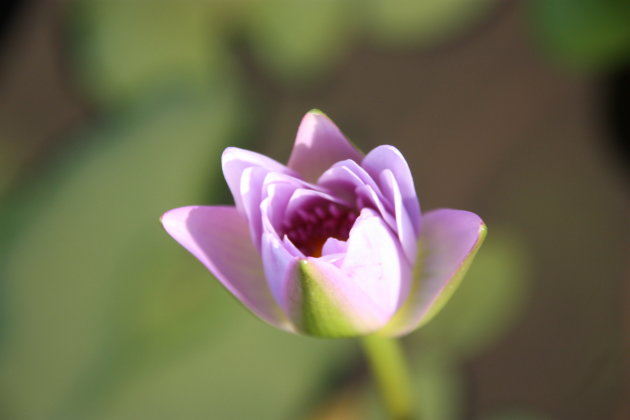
[530,0,630,70]
[416,229,530,357]
[0,141,20,198]
[0,86,232,418]
[0,82,355,419]
[304,386,364,420]
[363,0,496,47]
[69,0,234,105]
[91,320,351,420]
[245,0,355,84]
[411,347,462,420]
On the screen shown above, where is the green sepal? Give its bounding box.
[294,260,364,338]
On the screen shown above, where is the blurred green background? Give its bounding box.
[0,1,628,419]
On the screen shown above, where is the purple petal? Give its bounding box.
[259,174,303,239]
[340,208,412,318]
[362,145,421,235]
[318,159,381,203]
[379,169,417,264]
[381,209,486,337]
[284,188,349,221]
[261,232,300,313]
[222,147,297,213]
[239,166,267,250]
[354,183,395,230]
[161,206,292,330]
[287,111,363,182]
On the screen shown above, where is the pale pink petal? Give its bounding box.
[321,237,348,256]
[160,206,291,331]
[288,111,363,182]
[341,208,412,317]
[381,209,486,337]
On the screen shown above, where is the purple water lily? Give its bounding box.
[161,111,486,338]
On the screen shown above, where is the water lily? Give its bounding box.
[161,110,486,338]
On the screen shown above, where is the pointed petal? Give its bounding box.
[160,206,291,331]
[362,145,421,235]
[381,209,486,337]
[287,258,391,338]
[288,111,363,182]
[222,147,297,212]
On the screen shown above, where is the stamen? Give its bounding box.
[284,200,358,257]
[328,203,340,218]
[314,206,327,219]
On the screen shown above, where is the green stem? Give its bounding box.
[361,334,415,420]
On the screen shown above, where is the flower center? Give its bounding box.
[284,202,357,257]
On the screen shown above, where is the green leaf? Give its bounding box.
[68,0,234,105]
[363,0,497,47]
[244,0,355,84]
[0,84,357,419]
[530,0,630,70]
[0,88,243,419]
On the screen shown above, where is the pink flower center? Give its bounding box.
[284,201,357,257]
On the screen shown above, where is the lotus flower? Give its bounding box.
[161,111,486,338]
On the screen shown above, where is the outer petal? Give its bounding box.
[362,145,421,236]
[286,258,392,337]
[380,209,486,337]
[239,166,267,250]
[160,206,291,331]
[288,110,363,182]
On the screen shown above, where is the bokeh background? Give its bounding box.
[0,1,628,419]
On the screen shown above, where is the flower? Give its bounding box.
[161,110,486,338]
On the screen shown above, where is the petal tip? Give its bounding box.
[306,108,326,117]
[160,207,189,232]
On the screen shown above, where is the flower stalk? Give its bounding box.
[361,334,415,420]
